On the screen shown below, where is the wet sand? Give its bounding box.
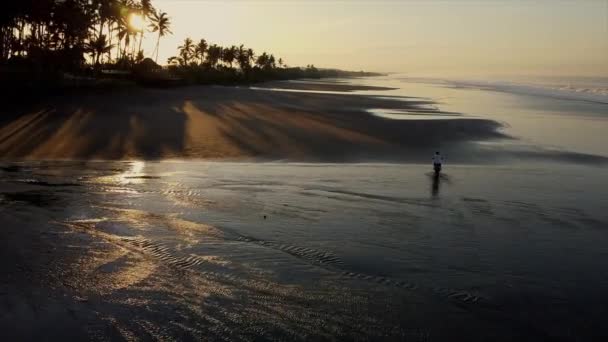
[0,82,505,162]
[1,161,607,341]
[256,80,399,92]
[2,80,608,341]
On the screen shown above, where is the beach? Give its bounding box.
[2,77,608,341]
[0,81,508,162]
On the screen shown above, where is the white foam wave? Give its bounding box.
[398,77,608,104]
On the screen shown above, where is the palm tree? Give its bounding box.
[205,44,222,68]
[236,44,250,71]
[222,45,237,68]
[87,34,113,66]
[178,37,195,65]
[137,0,155,56]
[104,0,122,62]
[115,0,133,60]
[97,0,115,40]
[247,48,255,66]
[256,52,270,69]
[117,17,134,60]
[141,0,155,19]
[149,10,171,63]
[194,38,208,65]
[0,0,321,78]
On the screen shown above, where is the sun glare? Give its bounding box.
[128,13,145,32]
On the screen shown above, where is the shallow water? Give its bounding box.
[2,160,607,340]
[344,75,608,158]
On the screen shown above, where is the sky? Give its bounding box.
[143,0,608,77]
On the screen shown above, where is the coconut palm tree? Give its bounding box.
[149,10,171,63]
[236,44,250,71]
[117,17,134,60]
[194,38,208,65]
[97,0,114,40]
[247,48,255,66]
[178,37,195,65]
[105,0,124,62]
[205,44,222,68]
[136,0,155,56]
[87,34,113,66]
[221,45,237,68]
[256,52,269,69]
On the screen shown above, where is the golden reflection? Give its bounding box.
[119,160,146,184]
[95,206,225,247]
[60,216,385,338]
[60,220,157,293]
[93,161,148,186]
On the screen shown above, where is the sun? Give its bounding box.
[128,13,145,32]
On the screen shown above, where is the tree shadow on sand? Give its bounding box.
[1,86,606,165]
[178,88,507,162]
[0,91,189,160]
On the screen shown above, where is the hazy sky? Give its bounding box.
[145,0,608,76]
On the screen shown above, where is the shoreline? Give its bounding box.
[0,81,506,162]
[2,79,606,165]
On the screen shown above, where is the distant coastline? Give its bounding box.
[0,66,386,105]
[1,0,384,98]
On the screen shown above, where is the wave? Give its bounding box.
[398,77,608,104]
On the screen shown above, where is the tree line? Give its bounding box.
[1,1,293,72]
[1,0,379,86]
[168,38,283,71]
[1,1,165,71]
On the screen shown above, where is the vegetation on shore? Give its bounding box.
[1,0,382,89]
[163,37,381,85]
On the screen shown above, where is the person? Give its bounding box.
[432,151,443,174]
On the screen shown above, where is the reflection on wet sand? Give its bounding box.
[2,161,608,340]
[58,218,418,340]
[429,172,451,198]
[432,173,440,198]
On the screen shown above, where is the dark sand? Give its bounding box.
[2,160,607,341]
[0,82,511,340]
[256,80,399,92]
[0,82,505,161]
[2,82,608,341]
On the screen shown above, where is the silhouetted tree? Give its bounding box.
[194,38,208,66]
[0,0,353,85]
[205,44,222,68]
[167,55,184,66]
[149,10,171,63]
[221,45,237,68]
[177,37,195,65]
[247,48,256,66]
[137,0,155,57]
[87,34,113,67]
[256,52,276,70]
[117,17,131,61]
[236,44,251,71]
